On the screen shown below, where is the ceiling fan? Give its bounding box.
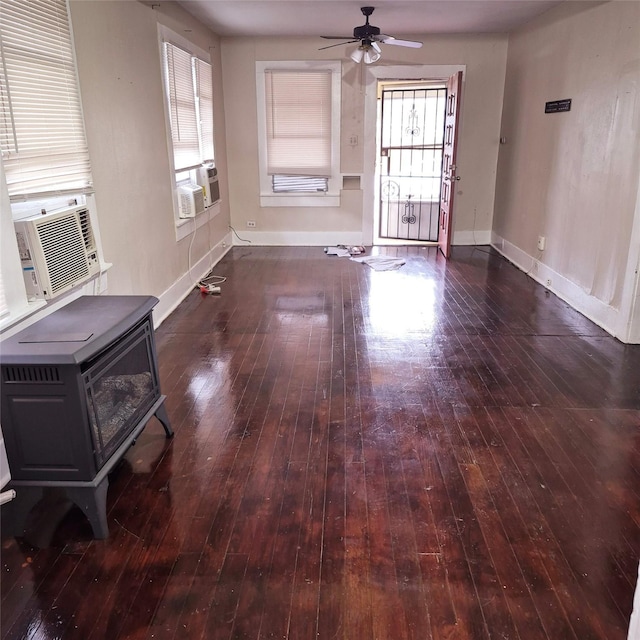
[320,6,422,64]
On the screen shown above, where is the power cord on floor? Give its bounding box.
[229,225,252,244]
[197,273,226,295]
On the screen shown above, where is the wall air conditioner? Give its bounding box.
[14,205,101,301]
[177,184,205,218]
[194,165,220,208]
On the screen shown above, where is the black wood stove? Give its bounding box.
[0,296,172,539]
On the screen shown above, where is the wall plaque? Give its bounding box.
[545,99,572,113]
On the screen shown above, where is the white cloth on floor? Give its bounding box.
[325,246,352,257]
[350,256,406,271]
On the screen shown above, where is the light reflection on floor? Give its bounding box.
[366,270,437,337]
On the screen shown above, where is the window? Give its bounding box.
[256,61,341,207]
[161,35,213,176]
[159,27,216,237]
[0,0,101,329]
[0,0,92,201]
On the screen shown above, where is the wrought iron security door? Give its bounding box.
[379,86,446,241]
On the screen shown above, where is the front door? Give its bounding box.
[438,71,463,258]
[378,84,446,242]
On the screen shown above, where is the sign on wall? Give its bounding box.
[545,99,572,113]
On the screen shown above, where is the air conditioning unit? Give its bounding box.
[14,205,101,301]
[194,165,220,208]
[177,184,205,218]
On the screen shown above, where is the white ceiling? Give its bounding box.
[175,0,566,38]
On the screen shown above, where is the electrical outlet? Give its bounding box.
[537,236,546,251]
[546,279,552,287]
[247,220,256,228]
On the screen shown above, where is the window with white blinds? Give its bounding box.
[162,41,213,173]
[256,61,340,206]
[0,0,92,201]
[264,70,332,177]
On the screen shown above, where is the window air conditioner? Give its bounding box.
[194,165,220,208]
[177,184,205,218]
[14,205,101,301]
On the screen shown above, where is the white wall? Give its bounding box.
[492,0,640,341]
[69,0,231,322]
[220,34,508,245]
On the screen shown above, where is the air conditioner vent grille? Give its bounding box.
[3,366,62,383]
[36,216,89,294]
[78,208,96,251]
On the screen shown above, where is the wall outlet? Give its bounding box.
[546,279,552,287]
[537,235,546,251]
[247,220,256,228]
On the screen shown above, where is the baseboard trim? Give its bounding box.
[453,229,492,245]
[154,231,233,327]
[490,232,620,338]
[232,230,364,246]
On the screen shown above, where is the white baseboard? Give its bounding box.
[491,231,620,338]
[236,229,494,247]
[233,230,364,246]
[454,229,492,245]
[154,231,232,327]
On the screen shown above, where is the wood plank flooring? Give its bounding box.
[2,245,639,640]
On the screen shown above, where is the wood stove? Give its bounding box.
[0,296,172,539]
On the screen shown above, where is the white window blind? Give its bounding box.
[264,70,332,177]
[162,42,213,173]
[194,58,214,163]
[0,0,92,201]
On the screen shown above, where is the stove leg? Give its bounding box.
[155,401,173,438]
[66,478,109,539]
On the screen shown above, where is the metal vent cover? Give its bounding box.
[3,365,62,383]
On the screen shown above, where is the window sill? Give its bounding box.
[259,193,341,208]
[0,264,112,338]
[175,201,221,241]
[0,299,47,334]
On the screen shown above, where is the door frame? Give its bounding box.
[362,65,465,247]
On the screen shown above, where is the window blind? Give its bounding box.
[264,70,332,177]
[163,42,200,172]
[0,0,93,201]
[194,58,214,163]
[163,42,213,172]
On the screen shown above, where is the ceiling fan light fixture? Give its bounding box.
[350,46,365,63]
[363,47,381,64]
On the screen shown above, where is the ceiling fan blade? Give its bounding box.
[321,36,356,40]
[379,36,423,48]
[319,39,358,50]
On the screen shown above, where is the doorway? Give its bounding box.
[361,65,465,249]
[376,82,446,243]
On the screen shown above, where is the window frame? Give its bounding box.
[158,25,218,237]
[256,61,342,208]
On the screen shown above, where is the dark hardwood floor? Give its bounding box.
[2,245,639,640]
